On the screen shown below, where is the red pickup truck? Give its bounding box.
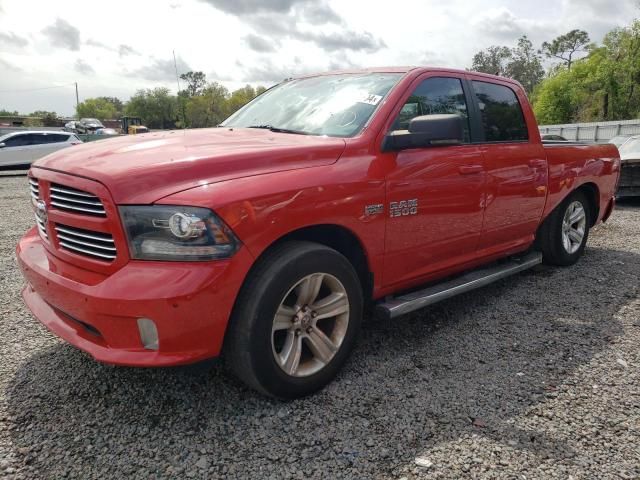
[17,67,620,398]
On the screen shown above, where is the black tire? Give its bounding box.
[536,190,591,266]
[224,241,363,399]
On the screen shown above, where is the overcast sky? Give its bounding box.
[0,0,638,116]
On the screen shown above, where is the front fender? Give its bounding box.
[157,162,387,291]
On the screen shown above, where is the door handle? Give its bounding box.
[458,164,483,175]
[528,159,547,168]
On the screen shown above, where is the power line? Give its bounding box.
[0,83,77,94]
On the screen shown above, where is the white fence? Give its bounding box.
[539,119,640,142]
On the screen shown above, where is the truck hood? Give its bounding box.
[34,128,346,203]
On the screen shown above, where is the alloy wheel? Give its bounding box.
[271,273,350,377]
[562,200,587,254]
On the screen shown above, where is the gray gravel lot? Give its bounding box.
[0,171,639,479]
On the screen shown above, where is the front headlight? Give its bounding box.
[119,205,239,261]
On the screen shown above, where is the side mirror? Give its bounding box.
[382,114,464,152]
[0,143,5,148]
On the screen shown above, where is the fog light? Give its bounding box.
[137,318,159,350]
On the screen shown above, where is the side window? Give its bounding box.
[4,134,41,146]
[24,134,46,145]
[472,81,528,142]
[44,134,70,143]
[391,77,471,143]
[4,135,27,147]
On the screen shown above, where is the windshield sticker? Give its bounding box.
[358,94,383,106]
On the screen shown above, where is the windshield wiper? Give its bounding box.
[247,125,309,135]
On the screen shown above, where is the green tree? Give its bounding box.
[540,29,591,70]
[226,85,258,114]
[184,82,230,127]
[29,111,58,126]
[76,98,117,120]
[531,69,576,124]
[471,36,544,94]
[180,71,207,97]
[506,36,545,95]
[532,19,640,123]
[471,46,512,76]
[125,87,178,129]
[0,109,19,116]
[96,97,124,117]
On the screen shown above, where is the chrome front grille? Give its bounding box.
[29,177,39,202]
[34,213,48,240]
[28,176,118,263]
[50,184,106,216]
[29,178,48,240]
[54,224,117,261]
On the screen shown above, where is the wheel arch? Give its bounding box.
[261,224,374,302]
[575,182,600,226]
[536,181,599,250]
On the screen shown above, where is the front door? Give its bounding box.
[0,133,33,167]
[383,75,486,289]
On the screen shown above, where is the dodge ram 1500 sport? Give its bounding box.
[17,67,620,398]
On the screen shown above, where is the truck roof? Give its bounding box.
[294,66,524,89]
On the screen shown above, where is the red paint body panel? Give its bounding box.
[34,128,347,204]
[17,228,254,364]
[17,67,621,367]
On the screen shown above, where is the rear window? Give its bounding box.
[43,133,70,143]
[472,81,528,142]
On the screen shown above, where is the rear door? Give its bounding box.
[32,133,72,159]
[468,78,547,252]
[382,74,487,288]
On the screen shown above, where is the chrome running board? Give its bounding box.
[376,251,542,320]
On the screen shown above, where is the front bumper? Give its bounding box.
[17,227,253,366]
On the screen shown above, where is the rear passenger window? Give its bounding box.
[472,81,528,142]
[24,134,47,145]
[44,134,70,143]
[391,77,470,143]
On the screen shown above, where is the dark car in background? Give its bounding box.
[541,134,569,141]
[63,121,80,133]
[76,118,104,134]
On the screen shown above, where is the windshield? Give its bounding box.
[619,137,640,155]
[221,73,403,137]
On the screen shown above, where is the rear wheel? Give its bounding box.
[224,241,363,399]
[537,190,591,266]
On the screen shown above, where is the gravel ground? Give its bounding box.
[0,170,639,479]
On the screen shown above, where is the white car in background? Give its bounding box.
[0,131,82,169]
[616,135,640,197]
[609,135,632,148]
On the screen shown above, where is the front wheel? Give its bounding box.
[224,241,363,399]
[537,190,591,266]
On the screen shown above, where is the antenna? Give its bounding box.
[173,50,186,129]
[172,50,182,92]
